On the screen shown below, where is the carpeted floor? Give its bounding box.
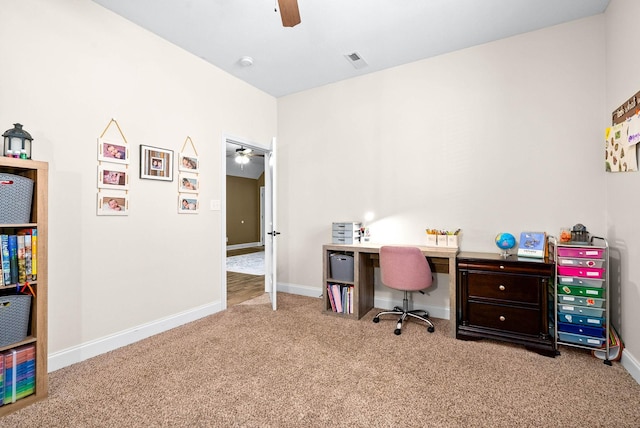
[1,293,639,427]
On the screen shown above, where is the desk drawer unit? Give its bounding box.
[456,252,555,357]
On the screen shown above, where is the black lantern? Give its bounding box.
[3,123,33,159]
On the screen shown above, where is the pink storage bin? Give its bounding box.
[557,247,604,259]
[557,266,604,279]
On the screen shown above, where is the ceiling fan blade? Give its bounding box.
[278,0,301,27]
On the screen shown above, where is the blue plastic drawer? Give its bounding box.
[558,331,606,347]
[558,304,605,318]
[557,322,605,338]
[557,312,605,327]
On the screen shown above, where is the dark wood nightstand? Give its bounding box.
[456,252,556,357]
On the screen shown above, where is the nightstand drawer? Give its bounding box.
[467,302,540,335]
[467,273,540,304]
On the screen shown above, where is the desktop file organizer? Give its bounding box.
[551,236,612,365]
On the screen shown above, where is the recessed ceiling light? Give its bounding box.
[239,56,254,67]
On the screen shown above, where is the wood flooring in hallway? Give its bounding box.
[227,246,265,306]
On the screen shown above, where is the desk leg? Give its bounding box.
[448,255,457,338]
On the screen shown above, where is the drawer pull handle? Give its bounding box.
[499,265,505,269]
[499,316,506,322]
[499,285,505,291]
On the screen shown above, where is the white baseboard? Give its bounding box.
[48,301,223,372]
[227,242,262,250]
[622,349,640,385]
[277,282,323,298]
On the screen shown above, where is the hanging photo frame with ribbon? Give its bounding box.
[178,136,199,173]
[96,118,130,216]
[178,136,200,214]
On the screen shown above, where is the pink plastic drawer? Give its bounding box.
[557,247,604,259]
[557,266,604,279]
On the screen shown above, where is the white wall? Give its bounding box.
[0,0,276,368]
[604,0,640,382]
[278,16,606,314]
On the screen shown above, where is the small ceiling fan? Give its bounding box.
[230,146,264,166]
[276,0,301,27]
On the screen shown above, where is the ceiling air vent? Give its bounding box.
[345,51,368,69]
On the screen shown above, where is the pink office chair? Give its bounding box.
[373,246,435,335]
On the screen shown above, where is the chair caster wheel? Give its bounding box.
[373,317,380,323]
[394,329,401,335]
[427,326,435,333]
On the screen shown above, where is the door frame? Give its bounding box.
[221,134,271,311]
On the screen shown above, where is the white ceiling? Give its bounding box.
[91,0,610,98]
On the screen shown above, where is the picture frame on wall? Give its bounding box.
[97,192,128,216]
[98,164,129,190]
[97,138,129,165]
[178,173,199,194]
[178,153,199,173]
[140,145,173,181]
[178,194,199,214]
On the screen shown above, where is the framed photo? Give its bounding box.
[98,165,129,190]
[178,153,199,172]
[178,173,199,194]
[178,194,199,214]
[140,145,173,181]
[97,138,129,165]
[97,192,128,216]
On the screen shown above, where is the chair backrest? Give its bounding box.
[379,246,433,292]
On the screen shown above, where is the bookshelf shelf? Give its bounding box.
[0,158,48,416]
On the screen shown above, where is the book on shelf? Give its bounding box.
[18,229,32,281]
[8,235,18,285]
[517,232,546,259]
[327,284,336,312]
[16,234,26,284]
[1,234,10,285]
[331,284,343,313]
[31,228,37,280]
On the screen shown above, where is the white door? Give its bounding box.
[264,138,278,310]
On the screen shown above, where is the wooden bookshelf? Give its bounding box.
[0,157,48,416]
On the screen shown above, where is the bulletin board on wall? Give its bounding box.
[606,90,640,172]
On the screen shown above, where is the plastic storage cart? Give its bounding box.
[551,236,611,365]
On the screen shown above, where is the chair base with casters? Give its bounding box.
[373,290,435,335]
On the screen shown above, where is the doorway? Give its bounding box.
[224,138,268,306]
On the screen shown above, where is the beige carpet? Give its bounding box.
[2,293,639,427]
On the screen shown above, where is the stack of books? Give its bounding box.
[1,344,36,406]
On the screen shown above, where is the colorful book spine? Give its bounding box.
[30,228,37,281]
[327,284,336,312]
[331,284,343,313]
[8,235,18,285]
[19,230,32,281]
[16,234,26,284]
[0,351,3,405]
[0,234,10,286]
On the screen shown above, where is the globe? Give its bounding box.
[495,233,516,258]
